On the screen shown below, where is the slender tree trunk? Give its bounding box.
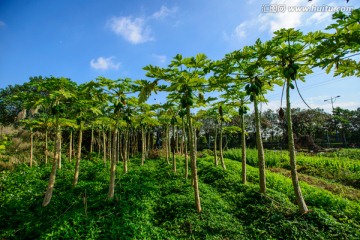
[103,128,107,166]
[165,126,170,164]
[182,118,188,179]
[123,128,128,173]
[69,130,73,162]
[72,131,75,160]
[58,133,62,170]
[286,80,308,214]
[254,95,266,194]
[108,127,118,198]
[90,127,94,154]
[186,106,201,213]
[219,119,226,170]
[98,129,101,157]
[194,128,197,154]
[172,125,176,172]
[117,130,120,164]
[144,129,148,157]
[214,121,218,166]
[147,130,151,157]
[241,113,247,184]
[108,130,112,163]
[45,130,48,164]
[180,131,184,155]
[134,131,138,156]
[176,126,179,154]
[30,128,33,167]
[141,125,146,166]
[73,124,83,187]
[42,121,61,207]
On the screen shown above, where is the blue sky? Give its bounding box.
[0,0,359,112]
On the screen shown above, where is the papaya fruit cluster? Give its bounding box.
[245,76,263,102]
[171,116,177,126]
[123,108,132,124]
[180,85,194,109]
[218,105,224,121]
[283,62,299,81]
[51,104,65,115]
[238,105,249,115]
[114,96,126,114]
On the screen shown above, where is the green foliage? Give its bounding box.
[1,154,360,239]
[224,148,360,189]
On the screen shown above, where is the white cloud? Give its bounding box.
[233,23,247,39]
[306,11,332,25]
[107,16,153,44]
[90,57,120,70]
[107,5,177,44]
[228,0,342,41]
[258,0,308,33]
[0,21,5,28]
[152,54,167,64]
[152,6,177,19]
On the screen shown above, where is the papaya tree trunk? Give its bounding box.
[214,121,218,166]
[42,121,61,207]
[141,125,146,166]
[254,95,266,194]
[73,123,83,187]
[58,134,62,169]
[69,130,73,162]
[147,130,151,158]
[172,125,176,172]
[108,127,118,199]
[186,106,201,213]
[219,119,226,170]
[45,129,48,165]
[108,130,112,163]
[286,79,308,214]
[123,128,128,174]
[117,131,121,164]
[165,126,170,164]
[90,127,94,154]
[241,113,247,184]
[98,129,101,157]
[103,128,107,166]
[30,128,33,167]
[176,126,179,154]
[145,128,148,157]
[182,117,188,179]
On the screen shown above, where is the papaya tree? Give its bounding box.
[96,77,134,198]
[135,102,158,166]
[238,95,249,184]
[24,76,78,207]
[218,40,275,193]
[142,53,212,213]
[203,106,220,166]
[179,109,189,178]
[270,28,320,214]
[71,81,104,187]
[220,87,249,183]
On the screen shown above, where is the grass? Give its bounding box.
[224,148,360,189]
[0,154,359,239]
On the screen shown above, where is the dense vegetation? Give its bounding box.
[1,153,360,239]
